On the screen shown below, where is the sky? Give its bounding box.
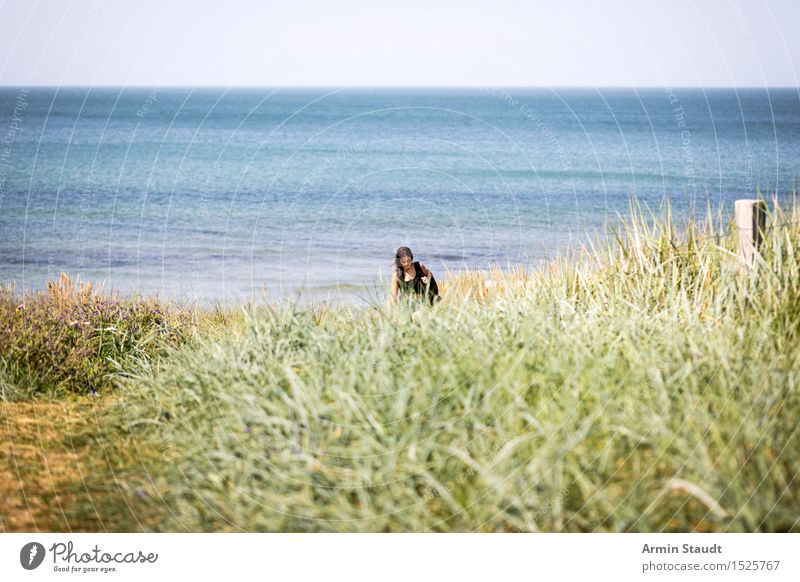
[0,0,798,87]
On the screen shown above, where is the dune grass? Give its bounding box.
[0,275,245,530]
[0,273,243,399]
[81,196,799,532]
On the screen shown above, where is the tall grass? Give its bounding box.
[0,273,241,399]
[99,196,798,532]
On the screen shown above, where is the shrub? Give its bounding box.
[0,273,196,397]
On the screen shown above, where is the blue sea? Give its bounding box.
[1,87,798,304]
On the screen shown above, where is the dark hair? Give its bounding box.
[394,246,413,280]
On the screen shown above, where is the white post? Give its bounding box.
[735,199,767,269]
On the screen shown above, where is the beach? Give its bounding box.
[2,86,799,533]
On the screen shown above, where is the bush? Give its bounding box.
[0,273,195,397]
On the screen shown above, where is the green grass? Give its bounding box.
[0,275,244,531]
[0,273,243,399]
[89,196,799,532]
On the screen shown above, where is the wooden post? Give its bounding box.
[735,199,767,268]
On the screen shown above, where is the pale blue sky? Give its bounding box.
[0,0,798,86]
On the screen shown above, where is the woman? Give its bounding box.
[390,246,441,305]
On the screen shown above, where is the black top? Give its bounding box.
[398,261,440,304]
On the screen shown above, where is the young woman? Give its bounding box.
[390,246,441,305]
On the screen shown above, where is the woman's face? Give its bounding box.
[398,254,413,269]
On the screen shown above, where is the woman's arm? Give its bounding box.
[420,263,431,285]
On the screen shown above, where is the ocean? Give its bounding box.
[1,87,798,304]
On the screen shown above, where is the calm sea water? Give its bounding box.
[1,87,798,304]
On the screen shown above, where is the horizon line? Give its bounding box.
[1,84,799,90]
